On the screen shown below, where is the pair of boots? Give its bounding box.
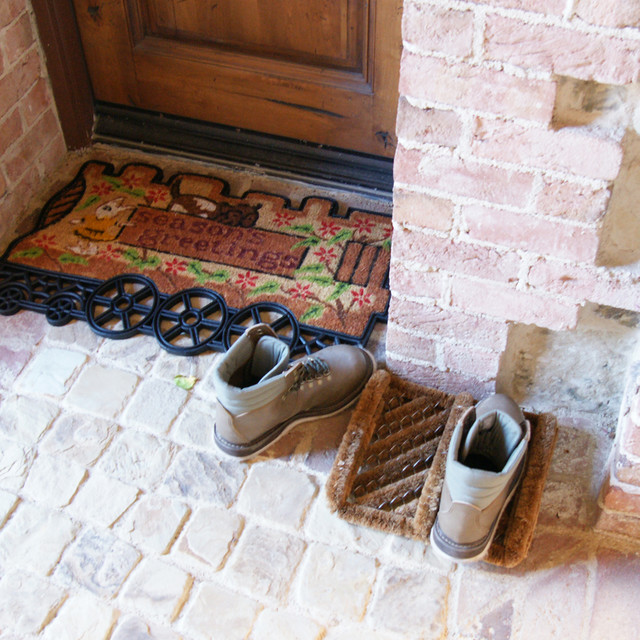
[212,323,530,563]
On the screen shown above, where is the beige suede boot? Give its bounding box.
[213,323,375,459]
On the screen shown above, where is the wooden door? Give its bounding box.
[72,0,402,157]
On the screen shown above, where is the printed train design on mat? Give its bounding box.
[4,161,392,340]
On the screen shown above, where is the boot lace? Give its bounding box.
[289,357,330,392]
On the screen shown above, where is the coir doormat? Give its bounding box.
[326,370,558,568]
[0,161,392,356]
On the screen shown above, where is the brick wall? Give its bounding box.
[388,0,640,397]
[0,0,66,246]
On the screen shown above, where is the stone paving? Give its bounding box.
[0,310,639,640]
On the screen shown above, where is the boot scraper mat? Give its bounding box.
[326,369,558,568]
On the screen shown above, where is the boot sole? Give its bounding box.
[214,349,376,460]
[429,460,525,563]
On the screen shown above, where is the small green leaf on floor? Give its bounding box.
[174,374,197,390]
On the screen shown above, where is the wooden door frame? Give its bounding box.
[31,0,395,194]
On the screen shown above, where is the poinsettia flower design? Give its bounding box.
[89,182,114,196]
[313,247,338,265]
[165,258,188,274]
[351,288,372,307]
[382,224,393,239]
[274,211,296,227]
[318,220,342,238]
[290,282,312,300]
[235,271,259,290]
[353,218,374,235]
[121,174,144,189]
[100,244,123,261]
[146,187,168,205]
[34,234,56,250]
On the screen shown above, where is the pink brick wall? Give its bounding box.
[388,0,640,395]
[0,0,65,246]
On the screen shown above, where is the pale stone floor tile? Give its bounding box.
[3,156,640,638]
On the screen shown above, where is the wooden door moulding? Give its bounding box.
[30,0,94,149]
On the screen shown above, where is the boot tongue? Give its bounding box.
[460,410,524,472]
[250,336,290,383]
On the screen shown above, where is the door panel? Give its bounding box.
[72,0,402,157]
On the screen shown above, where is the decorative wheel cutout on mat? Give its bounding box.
[153,288,228,356]
[86,274,159,339]
[223,302,299,350]
[0,283,28,316]
[45,293,83,327]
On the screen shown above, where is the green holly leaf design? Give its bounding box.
[58,253,89,265]
[299,275,335,287]
[300,304,325,323]
[287,224,316,234]
[291,236,322,250]
[327,229,353,245]
[121,249,161,270]
[187,261,229,284]
[382,238,391,250]
[295,263,326,275]
[247,281,281,297]
[11,247,43,259]
[78,195,100,210]
[327,282,350,302]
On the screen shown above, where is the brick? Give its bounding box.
[20,77,53,127]
[0,435,33,491]
[589,549,640,637]
[403,2,474,58]
[392,225,522,283]
[237,464,317,531]
[389,260,444,300]
[0,49,40,119]
[385,323,437,363]
[116,495,189,554]
[519,566,589,640]
[123,378,188,434]
[2,12,34,63]
[0,392,58,447]
[485,15,640,85]
[0,108,23,153]
[395,145,535,208]
[438,341,502,380]
[0,0,24,30]
[5,109,60,182]
[112,616,180,640]
[450,276,580,330]
[0,502,77,575]
[162,448,245,505]
[56,527,141,597]
[0,570,66,636]
[174,505,243,570]
[367,566,449,636]
[594,508,640,538]
[537,176,611,224]
[389,297,510,351]
[612,451,640,488]
[601,476,640,517]
[622,412,640,458]
[399,51,557,123]
[15,347,86,397]
[466,0,566,14]
[386,353,496,398]
[296,543,377,623]
[22,453,86,508]
[472,118,623,181]
[396,97,462,148]
[527,259,640,311]
[226,524,306,601]
[120,558,192,622]
[42,592,117,640]
[462,204,601,262]
[180,583,260,640]
[252,609,323,640]
[576,0,640,28]
[100,430,177,491]
[393,188,454,232]
[66,364,138,418]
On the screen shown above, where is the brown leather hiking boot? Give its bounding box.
[213,324,375,459]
